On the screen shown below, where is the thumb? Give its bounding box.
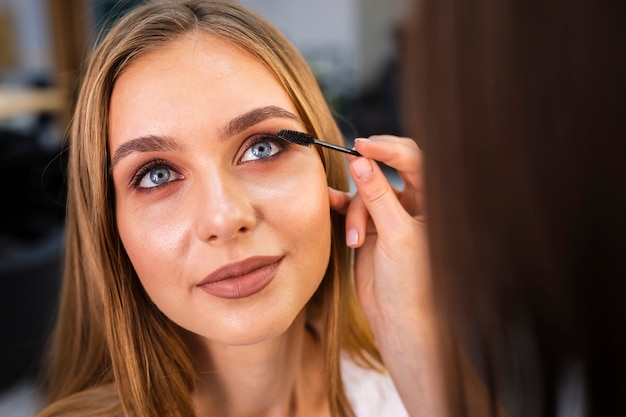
[349,157,408,237]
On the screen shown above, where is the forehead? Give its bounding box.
[108,32,297,146]
[112,31,288,103]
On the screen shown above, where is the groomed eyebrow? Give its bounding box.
[110,105,300,170]
[219,105,300,140]
[110,134,179,171]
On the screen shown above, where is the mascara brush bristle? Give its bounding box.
[276,130,315,146]
[275,129,361,156]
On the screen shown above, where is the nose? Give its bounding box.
[194,170,258,243]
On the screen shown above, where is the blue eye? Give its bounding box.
[141,167,170,188]
[240,136,284,162]
[133,161,182,189]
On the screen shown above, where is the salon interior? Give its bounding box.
[0,0,410,415]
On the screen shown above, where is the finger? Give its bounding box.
[351,137,425,217]
[344,185,403,247]
[353,136,422,190]
[349,156,412,240]
[327,187,351,215]
[344,192,369,247]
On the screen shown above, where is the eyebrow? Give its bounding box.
[110,105,300,170]
[219,105,300,140]
[110,134,179,170]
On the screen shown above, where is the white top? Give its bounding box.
[341,356,409,417]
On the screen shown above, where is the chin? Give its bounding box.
[221,330,285,347]
[210,306,307,347]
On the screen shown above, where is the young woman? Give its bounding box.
[35,1,491,416]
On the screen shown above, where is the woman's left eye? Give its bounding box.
[240,136,285,162]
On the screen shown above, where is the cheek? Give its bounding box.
[251,162,332,268]
[115,196,191,290]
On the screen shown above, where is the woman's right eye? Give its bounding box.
[133,161,182,189]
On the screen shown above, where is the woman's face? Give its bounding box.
[108,32,331,346]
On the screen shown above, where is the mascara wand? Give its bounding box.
[276,130,361,157]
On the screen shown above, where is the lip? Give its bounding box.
[197,255,284,299]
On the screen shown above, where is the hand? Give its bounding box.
[328,135,432,324]
[330,136,502,417]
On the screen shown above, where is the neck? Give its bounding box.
[186,311,328,417]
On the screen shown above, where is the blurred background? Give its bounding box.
[0,0,411,415]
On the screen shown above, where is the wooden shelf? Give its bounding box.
[0,86,66,121]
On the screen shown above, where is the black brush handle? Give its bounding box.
[313,139,361,156]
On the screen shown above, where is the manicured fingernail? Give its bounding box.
[347,228,359,247]
[352,157,373,181]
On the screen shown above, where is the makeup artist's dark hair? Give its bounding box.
[36,1,379,416]
[408,0,626,415]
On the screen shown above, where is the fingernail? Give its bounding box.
[352,157,373,181]
[347,228,359,247]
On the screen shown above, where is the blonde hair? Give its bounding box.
[38,1,380,416]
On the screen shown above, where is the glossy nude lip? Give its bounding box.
[197,256,284,299]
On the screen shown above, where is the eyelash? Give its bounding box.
[241,133,290,163]
[128,133,292,190]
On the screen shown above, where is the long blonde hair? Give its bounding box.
[39,1,380,416]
